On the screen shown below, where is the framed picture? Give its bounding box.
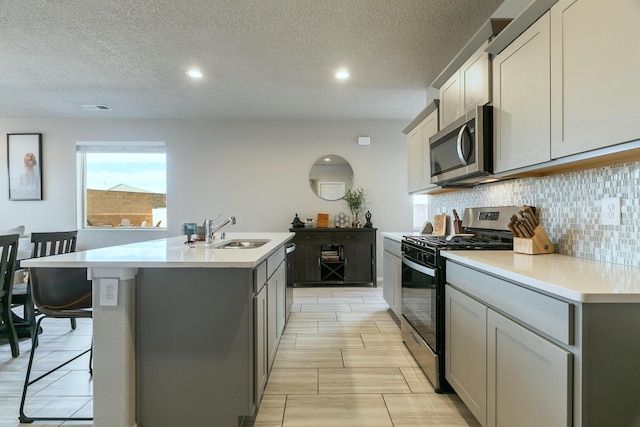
[7,133,43,200]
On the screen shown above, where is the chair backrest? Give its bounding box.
[0,234,19,304]
[30,231,77,258]
[29,267,92,312]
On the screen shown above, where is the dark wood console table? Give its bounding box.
[289,227,377,286]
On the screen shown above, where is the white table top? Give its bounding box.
[21,233,294,269]
[442,250,640,303]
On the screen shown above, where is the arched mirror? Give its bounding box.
[309,155,354,201]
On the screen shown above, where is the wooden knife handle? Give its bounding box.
[524,207,540,226]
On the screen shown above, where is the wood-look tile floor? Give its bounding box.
[0,316,93,427]
[247,286,480,427]
[0,286,480,426]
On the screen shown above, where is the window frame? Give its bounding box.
[76,141,167,230]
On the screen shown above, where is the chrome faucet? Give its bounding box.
[205,216,236,243]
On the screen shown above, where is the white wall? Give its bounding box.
[0,118,413,275]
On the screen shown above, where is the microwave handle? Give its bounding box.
[456,123,469,165]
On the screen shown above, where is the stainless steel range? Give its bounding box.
[401,206,526,392]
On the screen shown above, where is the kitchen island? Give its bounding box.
[21,232,294,427]
[441,250,640,427]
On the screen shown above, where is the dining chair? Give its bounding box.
[19,266,93,423]
[0,234,20,357]
[11,230,78,337]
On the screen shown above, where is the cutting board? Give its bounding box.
[433,214,448,236]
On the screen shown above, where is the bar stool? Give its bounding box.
[11,231,78,338]
[19,266,93,423]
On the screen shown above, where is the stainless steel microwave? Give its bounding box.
[429,105,493,187]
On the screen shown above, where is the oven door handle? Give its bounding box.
[402,255,436,277]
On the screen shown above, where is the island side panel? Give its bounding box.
[137,268,255,427]
[582,303,640,427]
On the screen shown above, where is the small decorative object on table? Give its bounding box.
[291,214,305,228]
[317,213,329,228]
[343,187,368,227]
[363,210,373,228]
[334,212,350,228]
[180,222,197,245]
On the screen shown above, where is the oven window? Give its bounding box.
[401,261,437,351]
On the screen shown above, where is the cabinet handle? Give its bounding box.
[344,257,348,267]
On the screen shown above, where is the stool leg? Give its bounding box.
[19,316,43,423]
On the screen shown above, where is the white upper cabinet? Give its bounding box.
[407,125,422,193]
[493,12,551,173]
[440,42,491,130]
[420,110,439,188]
[550,0,640,158]
[439,72,462,129]
[406,103,439,194]
[461,43,491,116]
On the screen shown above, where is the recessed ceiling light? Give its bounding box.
[187,69,203,79]
[324,157,331,162]
[335,69,350,80]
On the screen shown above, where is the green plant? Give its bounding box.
[343,187,367,223]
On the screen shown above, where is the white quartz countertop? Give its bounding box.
[21,233,294,269]
[442,250,640,303]
[381,231,422,242]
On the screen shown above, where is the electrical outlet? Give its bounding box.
[100,278,118,306]
[601,197,620,226]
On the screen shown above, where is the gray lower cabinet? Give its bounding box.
[446,259,640,427]
[382,237,402,318]
[487,309,571,427]
[267,260,286,370]
[447,284,571,427]
[445,285,487,425]
[254,281,268,405]
[446,263,571,427]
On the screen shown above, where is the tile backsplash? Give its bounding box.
[427,161,640,267]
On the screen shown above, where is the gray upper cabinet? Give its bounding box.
[491,0,640,175]
[493,12,551,173]
[440,41,491,130]
[550,0,640,158]
[404,101,439,194]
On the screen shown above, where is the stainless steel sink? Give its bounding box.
[216,239,270,249]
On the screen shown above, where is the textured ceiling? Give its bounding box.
[0,0,507,120]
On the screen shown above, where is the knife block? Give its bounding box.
[513,225,555,254]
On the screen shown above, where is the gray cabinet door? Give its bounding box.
[254,286,267,404]
[487,309,571,427]
[445,286,487,426]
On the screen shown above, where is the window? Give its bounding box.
[413,195,429,230]
[76,142,167,229]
